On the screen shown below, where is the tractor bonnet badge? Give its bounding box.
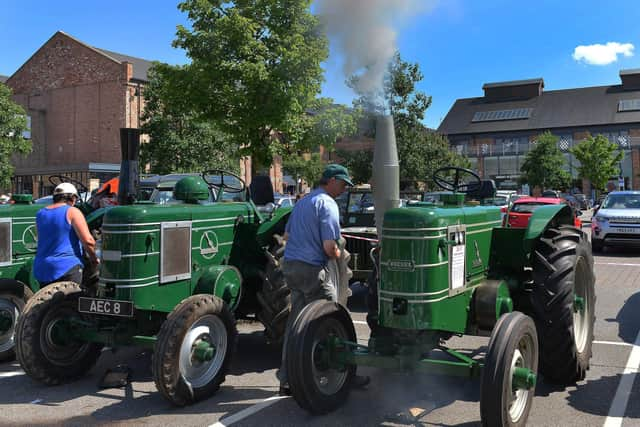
[22,225,38,252]
[199,231,219,259]
[387,259,415,272]
[472,240,483,268]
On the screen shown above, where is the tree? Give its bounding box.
[571,133,623,194]
[173,0,329,173]
[282,152,324,189]
[140,64,239,174]
[347,52,468,186]
[520,132,571,190]
[336,149,373,185]
[0,83,31,190]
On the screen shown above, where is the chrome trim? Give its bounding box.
[381,260,448,268]
[103,216,245,228]
[383,226,448,232]
[465,220,502,228]
[382,234,446,240]
[467,227,495,235]
[379,288,448,297]
[102,229,158,235]
[98,275,159,283]
[114,281,158,289]
[191,241,233,251]
[192,224,234,232]
[121,251,160,258]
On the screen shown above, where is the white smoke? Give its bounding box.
[315,0,434,96]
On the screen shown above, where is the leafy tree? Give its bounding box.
[347,52,467,185]
[0,83,31,190]
[336,149,373,185]
[173,0,329,173]
[282,152,324,189]
[571,133,623,194]
[140,64,239,174]
[520,132,571,190]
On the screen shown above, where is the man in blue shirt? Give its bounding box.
[278,164,368,394]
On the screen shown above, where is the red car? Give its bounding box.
[504,197,582,228]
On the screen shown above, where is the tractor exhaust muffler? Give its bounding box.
[117,128,140,206]
[373,115,400,237]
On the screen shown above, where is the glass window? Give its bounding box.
[499,156,518,174]
[484,157,499,176]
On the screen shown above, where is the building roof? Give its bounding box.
[94,48,153,82]
[0,75,8,83]
[438,81,640,136]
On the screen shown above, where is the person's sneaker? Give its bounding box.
[279,384,292,396]
[351,374,370,389]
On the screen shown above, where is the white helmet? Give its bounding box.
[53,182,79,197]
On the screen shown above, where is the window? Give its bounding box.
[500,156,519,174]
[22,115,31,139]
[618,99,640,112]
[484,157,499,176]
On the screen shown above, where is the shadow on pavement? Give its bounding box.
[566,372,638,418]
[605,290,640,344]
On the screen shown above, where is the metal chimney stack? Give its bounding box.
[117,128,140,205]
[372,115,400,237]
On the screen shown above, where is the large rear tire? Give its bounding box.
[287,300,356,414]
[531,225,595,384]
[256,236,290,343]
[480,312,538,427]
[0,285,32,363]
[153,294,237,406]
[15,281,102,384]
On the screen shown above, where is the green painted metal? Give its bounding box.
[574,295,585,313]
[523,204,573,252]
[512,367,537,390]
[194,265,242,310]
[193,340,215,362]
[131,335,158,347]
[495,282,513,319]
[11,194,33,203]
[378,203,501,333]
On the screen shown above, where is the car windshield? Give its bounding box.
[602,194,640,209]
[348,193,374,213]
[150,188,177,204]
[481,196,507,206]
[511,202,551,213]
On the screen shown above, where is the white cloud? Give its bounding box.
[572,42,634,65]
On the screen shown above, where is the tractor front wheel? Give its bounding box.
[287,300,356,414]
[531,226,595,384]
[0,286,32,362]
[15,281,102,384]
[480,311,538,427]
[153,294,237,406]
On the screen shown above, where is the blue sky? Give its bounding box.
[2,0,639,130]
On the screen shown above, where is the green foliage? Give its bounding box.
[520,132,571,190]
[140,64,239,175]
[173,0,329,172]
[296,99,361,153]
[0,83,31,190]
[336,149,373,185]
[347,52,467,186]
[282,153,324,188]
[571,133,623,193]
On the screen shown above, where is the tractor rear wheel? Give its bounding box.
[0,285,32,363]
[287,300,356,414]
[256,236,290,343]
[531,225,595,384]
[15,281,102,384]
[153,294,237,406]
[480,312,538,427]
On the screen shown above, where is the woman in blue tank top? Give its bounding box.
[34,183,99,285]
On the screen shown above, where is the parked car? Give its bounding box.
[275,196,296,208]
[541,189,560,198]
[574,193,590,210]
[591,191,640,251]
[504,197,582,228]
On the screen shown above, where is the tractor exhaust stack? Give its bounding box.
[117,128,140,206]
[373,115,400,237]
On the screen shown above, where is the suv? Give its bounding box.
[591,191,640,251]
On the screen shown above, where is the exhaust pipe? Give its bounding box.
[117,128,140,205]
[372,115,400,237]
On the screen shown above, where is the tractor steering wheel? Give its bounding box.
[202,170,246,193]
[433,167,481,193]
[48,175,90,201]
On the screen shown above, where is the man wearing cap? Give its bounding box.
[33,183,99,286]
[278,164,368,394]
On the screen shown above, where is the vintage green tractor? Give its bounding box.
[15,170,292,406]
[0,176,107,362]
[285,119,595,426]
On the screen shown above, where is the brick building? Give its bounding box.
[4,31,283,197]
[438,71,640,193]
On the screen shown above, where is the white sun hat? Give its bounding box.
[53,182,79,197]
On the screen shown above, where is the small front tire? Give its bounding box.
[153,294,237,406]
[480,312,538,427]
[0,286,32,363]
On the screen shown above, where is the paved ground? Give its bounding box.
[1,225,639,426]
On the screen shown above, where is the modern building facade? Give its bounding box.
[438,71,640,192]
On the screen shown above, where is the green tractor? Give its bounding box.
[15,170,292,406]
[285,118,595,426]
[0,176,108,362]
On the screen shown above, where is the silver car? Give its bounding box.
[591,191,640,251]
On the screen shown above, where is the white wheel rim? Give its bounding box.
[179,315,227,389]
[573,257,590,354]
[508,348,530,422]
[0,298,19,353]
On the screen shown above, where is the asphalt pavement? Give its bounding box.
[1,225,639,427]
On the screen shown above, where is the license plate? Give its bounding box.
[615,227,638,233]
[78,297,134,317]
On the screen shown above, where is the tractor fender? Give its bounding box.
[523,204,574,253]
[193,265,242,311]
[256,208,291,247]
[471,280,513,330]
